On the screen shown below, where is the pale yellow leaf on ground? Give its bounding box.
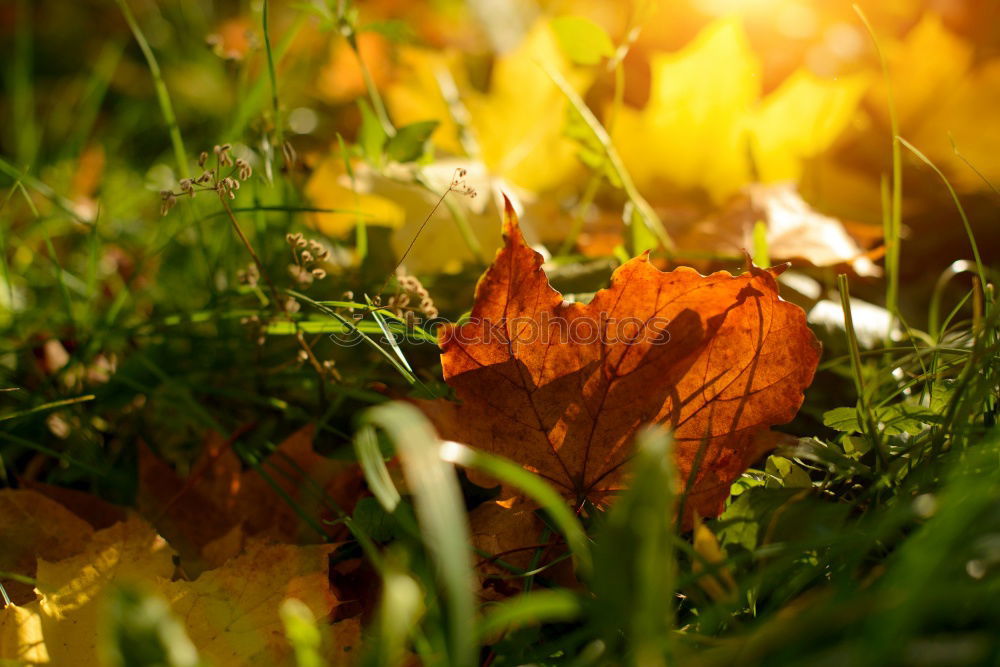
[32,515,175,665]
[680,183,881,276]
[0,602,48,664]
[155,540,340,666]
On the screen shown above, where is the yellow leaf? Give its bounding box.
[0,602,48,664]
[874,13,973,130]
[154,540,342,666]
[750,69,867,184]
[615,17,759,201]
[387,20,590,193]
[877,14,1000,190]
[912,59,1000,191]
[613,17,865,202]
[468,21,588,192]
[23,515,175,665]
[0,489,94,605]
[692,515,737,603]
[305,157,406,237]
[385,47,465,157]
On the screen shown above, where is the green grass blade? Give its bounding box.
[115,0,189,178]
[0,394,95,424]
[477,589,582,641]
[362,402,476,667]
[354,423,402,512]
[898,137,988,302]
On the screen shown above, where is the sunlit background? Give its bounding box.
[2,2,1000,663]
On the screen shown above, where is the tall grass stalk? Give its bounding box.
[115,0,189,178]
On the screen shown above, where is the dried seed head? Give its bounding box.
[198,151,209,167]
[160,190,177,216]
[311,268,327,279]
[288,264,314,286]
[300,251,313,263]
[448,167,477,198]
[235,158,252,181]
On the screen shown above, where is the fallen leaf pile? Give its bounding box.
[0,429,364,665]
[423,199,820,524]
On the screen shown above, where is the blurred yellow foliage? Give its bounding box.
[879,13,1000,191]
[316,32,392,105]
[388,20,591,193]
[872,14,973,130]
[305,157,405,237]
[613,17,866,202]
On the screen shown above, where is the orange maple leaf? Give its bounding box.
[426,199,820,522]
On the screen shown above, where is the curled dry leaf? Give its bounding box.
[681,182,882,277]
[422,198,820,524]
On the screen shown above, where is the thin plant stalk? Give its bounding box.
[115,0,189,178]
[217,197,328,384]
[262,0,283,150]
[855,5,901,327]
[543,62,674,255]
[838,274,887,469]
